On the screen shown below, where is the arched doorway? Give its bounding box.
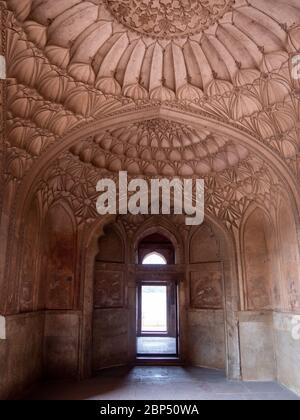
[86,215,240,379]
[136,233,179,359]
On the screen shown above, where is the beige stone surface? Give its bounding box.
[92,309,129,371]
[239,312,276,381]
[0,55,5,79]
[0,314,44,400]
[0,315,5,340]
[188,310,226,370]
[43,312,80,379]
[273,312,300,396]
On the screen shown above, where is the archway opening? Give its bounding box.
[142,252,167,265]
[137,232,178,358]
[138,233,175,264]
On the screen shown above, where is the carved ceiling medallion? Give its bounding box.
[105,0,235,38]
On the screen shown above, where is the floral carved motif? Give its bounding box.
[190,263,223,309]
[106,0,234,38]
[1,0,299,226]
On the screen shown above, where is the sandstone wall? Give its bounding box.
[0,313,44,400]
[188,309,226,369]
[273,312,300,396]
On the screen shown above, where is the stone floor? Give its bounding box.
[137,337,177,355]
[24,367,300,400]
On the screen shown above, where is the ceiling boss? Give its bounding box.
[105,0,235,39]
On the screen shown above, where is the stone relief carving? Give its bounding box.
[6,0,298,105]
[69,120,250,177]
[34,133,280,231]
[2,5,299,186]
[94,270,124,308]
[119,213,189,240]
[190,263,223,309]
[105,0,234,38]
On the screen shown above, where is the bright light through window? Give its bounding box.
[142,252,167,265]
[141,285,167,333]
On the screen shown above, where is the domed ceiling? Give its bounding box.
[70,119,250,176]
[37,118,278,229]
[6,0,300,99]
[2,0,300,230]
[106,0,234,38]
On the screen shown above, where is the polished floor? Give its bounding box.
[25,367,300,400]
[137,337,177,355]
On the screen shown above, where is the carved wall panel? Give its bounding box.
[243,208,273,311]
[190,263,223,310]
[189,224,223,309]
[41,203,76,310]
[94,270,124,309]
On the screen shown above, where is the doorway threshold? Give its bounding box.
[135,357,182,366]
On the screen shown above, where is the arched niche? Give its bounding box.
[277,199,300,312]
[242,208,275,311]
[41,201,77,310]
[189,222,221,264]
[92,223,128,372]
[238,205,282,381]
[132,221,183,265]
[96,225,125,264]
[142,252,167,265]
[187,218,241,380]
[78,215,116,379]
[79,214,241,379]
[19,199,41,312]
[138,232,175,265]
